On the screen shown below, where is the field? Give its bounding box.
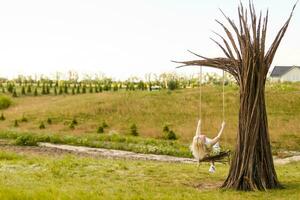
[0,149,299,200]
[0,83,300,199]
[0,83,300,154]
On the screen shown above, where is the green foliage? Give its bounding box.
[59,87,63,95]
[21,115,28,122]
[7,83,14,93]
[12,89,18,97]
[162,124,170,132]
[69,123,75,129]
[64,85,68,94]
[14,120,19,127]
[82,85,86,93]
[130,123,138,136]
[54,87,57,95]
[97,126,104,133]
[0,95,12,109]
[72,87,75,95]
[76,86,80,94]
[167,79,178,90]
[39,122,46,129]
[21,86,26,95]
[163,125,177,140]
[71,118,78,125]
[102,121,108,128]
[27,85,32,93]
[15,135,37,146]
[34,87,38,96]
[165,130,177,140]
[0,113,5,121]
[47,117,52,124]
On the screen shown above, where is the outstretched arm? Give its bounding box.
[195,119,201,136]
[209,122,225,146]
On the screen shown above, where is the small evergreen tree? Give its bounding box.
[97,126,104,133]
[59,87,63,95]
[0,113,5,121]
[89,84,93,93]
[39,121,46,129]
[54,87,57,95]
[64,84,68,94]
[27,85,32,94]
[76,86,80,94]
[34,87,38,96]
[47,117,52,124]
[12,89,18,97]
[14,120,19,127]
[21,86,26,95]
[129,123,138,136]
[82,85,86,93]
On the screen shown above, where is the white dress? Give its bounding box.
[205,137,221,154]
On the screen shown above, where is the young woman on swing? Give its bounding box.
[190,66,226,173]
[191,119,225,173]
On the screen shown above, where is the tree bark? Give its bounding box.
[222,74,281,190]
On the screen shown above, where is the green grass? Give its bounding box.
[0,150,299,199]
[0,83,299,152]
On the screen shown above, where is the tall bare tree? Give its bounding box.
[175,2,297,191]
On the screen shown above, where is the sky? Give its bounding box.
[0,0,299,80]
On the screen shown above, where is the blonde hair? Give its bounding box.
[190,135,208,160]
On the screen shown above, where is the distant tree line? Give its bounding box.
[0,72,235,97]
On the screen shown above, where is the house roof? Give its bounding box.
[270,66,300,77]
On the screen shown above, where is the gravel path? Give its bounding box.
[1,140,299,165]
[39,142,197,163]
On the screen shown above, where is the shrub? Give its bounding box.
[72,87,75,95]
[21,115,28,122]
[165,130,177,140]
[0,95,12,109]
[15,135,37,146]
[54,87,57,95]
[39,122,46,129]
[59,87,63,95]
[76,86,80,94]
[27,85,32,93]
[34,87,38,96]
[89,85,93,93]
[69,123,75,129]
[12,89,17,97]
[71,118,78,125]
[97,126,104,133]
[0,113,5,121]
[130,123,138,136]
[21,86,26,95]
[64,85,68,94]
[102,121,108,128]
[163,125,170,132]
[14,120,19,127]
[167,79,178,90]
[82,85,86,93]
[47,118,52,124]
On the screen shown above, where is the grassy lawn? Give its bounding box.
[0,150,299,200]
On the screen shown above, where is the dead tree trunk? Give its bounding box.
[175,2,297,191]
[222,75,280,190]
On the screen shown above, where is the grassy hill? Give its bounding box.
[0,82,300,154]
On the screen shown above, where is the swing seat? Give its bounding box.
[199,150,231,164]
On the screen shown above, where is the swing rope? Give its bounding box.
[222,70,225,122]
[198,66,202,120]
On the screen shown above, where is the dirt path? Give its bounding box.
[1,140,299,165]
[39,142,197,163]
